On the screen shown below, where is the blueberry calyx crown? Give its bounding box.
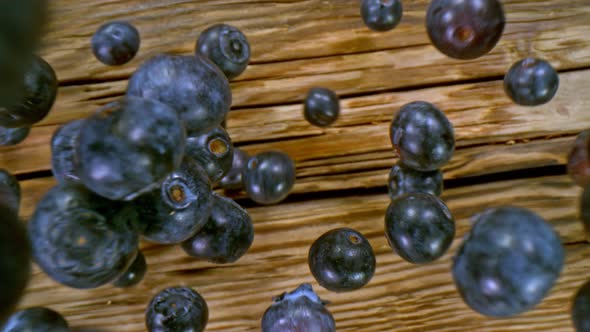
[271,283,328,305]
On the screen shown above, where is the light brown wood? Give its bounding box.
[16,175,588,331]
[4,0,590,331]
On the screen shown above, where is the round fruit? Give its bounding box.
[219,148,250,191]
[146,286,208,332]
[452,206,564,317]
[0,169,20,213]
[572,280,590,332]
[385,192,455,263]
[388,162,443,199]
[113,250,147,288]
[262,283,335,332]
[185,125,234,184]
[303,87,340,127]
[504,57,559,106]
[196,24,250,80]
[426,0,505,60]
[308,228,376,292]
[2,307,68,332]
[360,0,403,32]
[242,151,296,205]
[51,119,84,184]
[92,21,140,66]
[0,125,30,146]
[390,101,455,171]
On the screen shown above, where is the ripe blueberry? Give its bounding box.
[28,183,139,289]
[219,148,250,191]
[196,24,250,80]
[2,307,68,332]
[135,157,213,244]
[182,193,254,264]
[76,97,186,201]
[113,250,147,288]
[390,101,455,172]
[262,283,335,332]
[0,169,20,214]
[92,21,140,66]
[504,57,559,106]
[426,0,505,60]
[0,125,30,146]
[452,206,564,317]
[308,228,376,292]
[146,286,208,332]
[185,125,234,184]
[388,162,443,199]
[242,151,296,205]
[360,0,403,32]
[127,54,231,133]
[385,192,455,263]
[572,280,590,332]
[303,87,340,127]
[51,119,84,184]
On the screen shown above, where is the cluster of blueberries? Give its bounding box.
[0,0,585,331]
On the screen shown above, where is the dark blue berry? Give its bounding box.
[2,307,68,332]
[196,24,250,80]
[452,206,564,317]
[390,101,455,172]
[504,58,559,106]
[579,186,590,239]
[568,130,590,188]
[181,193,254,264]
[242,151,296,205]
[0,202,30,323]
[127,54,231,133]
[0,169,20,213]
[426,0,505,60]
[573,280,590,332]
[76,97,186,201]
[0,125,29,146]
[262,283,335,332]
[185,126,234,184]
[135,157,213,244]
[388,162,443,199]
[360,0,403,32]
[92,21,140,66]
[146,286,208,332]
[303,87,340,127]
[51,119,84,184]
[113,250,147,288]
[0,55,57,128]
[28,183,139,289]
[385,192,455,264]
[219,148,250,191]
[308,228,376,292]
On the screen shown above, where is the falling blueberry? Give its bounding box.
[0,125,30,146]
[504,57,559,106]
[51,119,84,184]
[219,148,250,191]
[113,250,147,288]
[387,162,443,199]
[572,280,590,332]
[146,286,208,332]
[2,307,69,332]
[243,151,296,205]
[92,21,140,66]
[303,87,340,127]
[185,125,234,184]
[196,23,250,80]
[360,0,403,32]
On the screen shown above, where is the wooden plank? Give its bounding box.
[17,175,587,331]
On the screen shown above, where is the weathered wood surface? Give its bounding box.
[3,0,590,331]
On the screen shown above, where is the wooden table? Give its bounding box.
[2,0,590,331]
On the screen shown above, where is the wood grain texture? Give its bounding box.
[16,175,588,331]
[5,0,590,331]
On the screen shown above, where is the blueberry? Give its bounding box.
[390,101,455,172]
[92,21,140,66]
[0,202,30,324]
[242,151,296,205]
[452,206,564,317]
[579,186,590,239]
[76,97,186,201]
[135,157,213,244]
[185,126,234,184]
[113,250,147,288]
[308,228,376,292]
[0,169,20,214]
[219,148,250,191]
[303,87,340,127]
[127,54,231,133]
[573,280,590,332]
[196,24,250,80]
[385,192,455,263]
[0,55,58,128]
[0,125,30,146]
[28,183,139,289]
[569,130,590,188]
[146,286,208,332]
[181,193,254,264]
[261,283,335,332]
[51,119,84,184]
[2,307,68,332]
[387,162,443,199]
[426,0,505,60]
[504,57,559,106]
[360,0,403,32]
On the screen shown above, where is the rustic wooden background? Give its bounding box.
[2,0,590,331]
